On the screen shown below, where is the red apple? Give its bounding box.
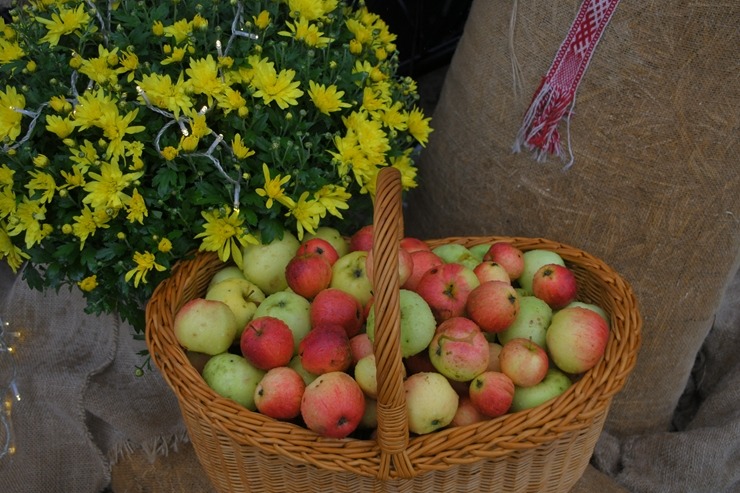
[415,263,480,322]
[451,395,488,427]
[483,242,525,281]
[400,236,431,253]
[310,288,364,338]
[473,261,511,285]
[240,316,295,370]
[296,237,340,265]
[301,371,366,438]
[365,246,413,287]
[349,224,374,252]
[498,338,549,387]
[298,323,352,375]
[254,366,306,420]
[285,253,333,300]
[428,317,490,382]
[349,333,373,364]
[466,281,520,333]
[401,249,444,291]
[468,371,515,418]
[486,342,503,372]
[546,306,609,374]
[531,263,578,309]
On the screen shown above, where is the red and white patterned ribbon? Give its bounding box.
[513,0,621,167]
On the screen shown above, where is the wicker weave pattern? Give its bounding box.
[146,168,641,493]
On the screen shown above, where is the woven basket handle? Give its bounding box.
[371,167,415,479]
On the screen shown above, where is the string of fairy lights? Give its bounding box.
[0,315,20,463]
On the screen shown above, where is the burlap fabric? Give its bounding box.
[405,0,740,491]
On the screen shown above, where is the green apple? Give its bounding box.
[468,243,492,262]
[365,289,437,358]
[497,295,552,348]
[241,231,300,294]
[253,290,311,352]
[202,353,266,410]
[303,226,349,258]
[432,243,479,270]
[174,298,238,355]
[510,367,572,412]
[288,354,318,385]
[330,250,373,307]
[519,249,565,295]
[206,278,266,340]
[207,265,247,290]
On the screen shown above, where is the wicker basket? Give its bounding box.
[146,167,642,493]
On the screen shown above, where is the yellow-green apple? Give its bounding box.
[365,245,413,287]
[174,298,238,355]
[311,288,365,338]
[303,226,349,258]
[241,231,300,294]
[428,317,490,382]
[510,368,572,412]
[497,295,552,348]
[365,289,437,358]
[360,397,378,429]
[431,244,479,270]
[349,224,374,252]
[483,242,525,281]
[498,338,549,387]
[451,395,487,427]
[240,316,295,370]
[201,353,265,410]
[415,263,480,322]
[468,371,515,418]
[254,366,306,420]
[288,354,318,385]
[206,278,266,340]
[285,252,333,300]
[330,250,373,306]
[468,242,493,262]
[473,261,511,285]
[564,301,610,326]
[400,236,430,253]
[208,265,246,289]
[349,333,373,364]
[532,263,578,309]
[300,371,366,438]
[296,237,340,265]
[401,249,444,291]
[519,249,565,295]
[253,291,311,353]
[546,306,609,374]
[298,323,352,374]
[353,353,378,398]
[466,281,520,333]
[486,342,503,372]
[404,372,460,435]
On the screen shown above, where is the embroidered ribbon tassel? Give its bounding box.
[513,0,621,168]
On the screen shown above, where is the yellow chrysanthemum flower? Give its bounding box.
[232,134,255,160]
[314,184,350,219]
[35,3,92,47]
[162,18,193,45]
[26,170,57,204]
[72,205,109,249]
[0,163,15,187]
[126,188,147,224]
[0,225,29,272]
[250,60,303,109]
[254,10,271,30]
[0,38,25,64]
[0,86,25,142]
[255,163,295,209]
[82,161,144,211]
[0,187,15,219]
[279,17,332,48]
[136,72,193,119]
[124,251,166,288]
[78,275,98,292]
[406,106,433,147]
[287,0,339,21]
[157,237,173,253]
[308,81,352,115]
[287,191,325,240]
[194,207,257,266]
[45,114,75,139]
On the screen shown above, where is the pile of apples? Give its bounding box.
[173,225,610,439]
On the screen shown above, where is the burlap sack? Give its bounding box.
[405,0,740,491]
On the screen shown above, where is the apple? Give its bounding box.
[486,342,503,372]
[428,317,490,382]
[285,252,333,300]
[531,263,578,309]
[360,397,378,429]
[205,277,266,340]
[400,236,430,253]
[300,371,366,438]
[353,353,378,398]
[466,281,520,333]
[349,224,374,252]
[431,243,479,270]
[564,301,610,326]
[404,372,459,435]
[241,231,300,294]
[518,249,565,295]
[473,261,511,285]
[468,242,493,262]
[330,250,373,307]
[303,226,349,258]
[546,306,609,374]
[483,242,525,281]
[415,263,480,322]
[365,289,437,358]
[254,366,305,420]
[510,368,573,412]
[365,246,413,287]
[310,288,365,338]
[296,237,340,265]
[253,290,311,353]
[468,371,515,418]
[498,338,549,387]
[207,265,246,289]
[240,316,295,370]
[174,298,238,355]
[451,395,488,427]
[349,333,373,364]
[298,323,352,375]
[201,353,265,410]
[497,295,552,348]
[288,354,318,385]
[401,249,444,291]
